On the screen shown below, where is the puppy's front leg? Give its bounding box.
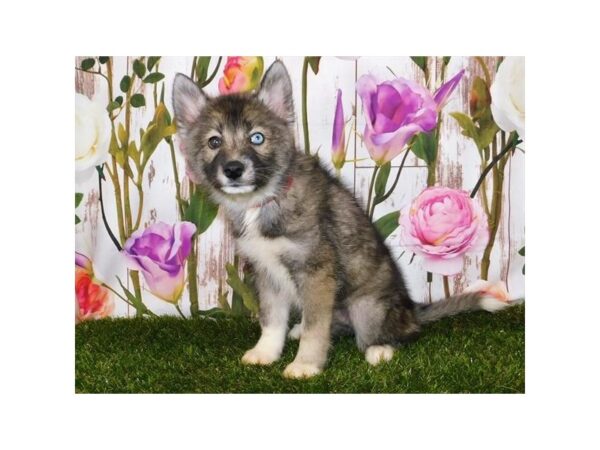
[283,271,335,379]
[242,281,290,366]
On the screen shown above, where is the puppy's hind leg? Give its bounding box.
[348,295,419,366]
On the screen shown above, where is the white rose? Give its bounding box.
[75,93,110,183]
[490,56,525,140]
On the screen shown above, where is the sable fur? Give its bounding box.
[172,61,509,378]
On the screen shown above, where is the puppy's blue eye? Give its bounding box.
[249,132,265,145]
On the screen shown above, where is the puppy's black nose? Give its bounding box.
[223,160,245,180]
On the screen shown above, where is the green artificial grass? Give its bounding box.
[75,305,524,393]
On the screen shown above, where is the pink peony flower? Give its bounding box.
[357,70,464,166]
[218,56,264,95]
[122,221,196,303]
[399,187,488,275]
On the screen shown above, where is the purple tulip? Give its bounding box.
[75,251,93,272]
[357,70,465,166]
[433,69,465,110]
[122,221,197,303]
[331,89,346,170]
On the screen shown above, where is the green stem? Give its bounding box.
[175,304,187,319]
[374,147,411,206]
[168,139,185,218]
[365,165,380,220]
[480,132,511,280]
[97,166,122,251]
[103,282,157,317]
[187,236,199,317]
[470,132,519,198]
[133,181,144,232]
[201,56,223,88]
[302,57,310,155]
[187,181,200,317]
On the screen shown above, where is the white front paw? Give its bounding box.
[365,345,395,366]
[287,323,302,340]
[241,347,280,366]
[283,361,322,379]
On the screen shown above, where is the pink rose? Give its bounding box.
[399,187,488,275]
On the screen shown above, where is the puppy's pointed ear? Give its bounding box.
[257,60,295,123]
[172,73,208,136]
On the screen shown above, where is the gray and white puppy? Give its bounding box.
[172,60,510,379]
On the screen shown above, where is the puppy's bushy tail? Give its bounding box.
[415,292,515,324]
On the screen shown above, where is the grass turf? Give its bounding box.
[75,304,524,393]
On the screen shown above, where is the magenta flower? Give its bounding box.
[122,221,197,303]
[433,69,465,110]
[331,89,346,170]
[399,187,488,275]
[357,70,465,166]
[75,251,93,272]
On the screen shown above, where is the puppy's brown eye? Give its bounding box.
[208,136,222,149]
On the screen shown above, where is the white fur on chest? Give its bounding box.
[236,208,299,297]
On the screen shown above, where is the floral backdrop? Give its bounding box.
[75,56,525,321]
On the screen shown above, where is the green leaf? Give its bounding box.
[117,123,127,147]
[106,100,121,113]
[75,192,84,208]
[225,263,259,315]
[80,58,95,71]
[518,246,525,257]
[443,56,451,67]
[195,57,211,84]
[128,141,140,167]
[374,210,401,241]
[98,56,109,64]
[130,94,146,108]
[450,111,479,143]
[410,56,427,74]
[133,59,146,78]
[147,56,161,71]
[75,215,81,225]
[143,72,165,84]
[119,75,131,93]
[108,130,123,162]
[115,95,123,106]
[374,162,391,199]
[477,120,499,150]
[216,291,231,312]
[116,276,146,312]
[140,123,160,163]
[411,132,437,164]
[198,307,228,318]
[184,186,219,234]
[306,57,321,75]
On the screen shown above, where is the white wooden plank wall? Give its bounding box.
[75,56,524,317]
